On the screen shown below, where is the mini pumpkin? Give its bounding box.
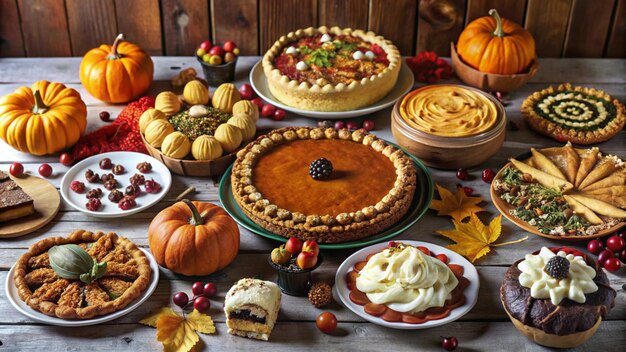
[232,100,259,122]
[145,119,174,148]
[148,200,240,276]
[183,80,210,105]
[227,116,256,142]
[457,9,535,74]
[214,123,242,153]
[211,83,241,113]
[155,91,181,116]
[191,135,223,160]
[139,108,167,133]
[161,131,191,159]
[0,80,87,155]
[80,34,154,103]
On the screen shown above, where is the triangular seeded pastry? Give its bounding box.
[562,143,580,184]
[510,159,573,191]
[578,158,621,190]
[569,194,626,219]
[530,148,567,180]
[581,193,626,209]
[574,147,600,188]
[563,195,603,225]
[581,169,626,192]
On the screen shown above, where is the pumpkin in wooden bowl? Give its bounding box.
[141,82,256,177]
[452,9,538,92]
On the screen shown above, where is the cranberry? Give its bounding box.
[129,173,145,186]
[317,120,333,129]
[112,164,125,175]
[173,292,189,308]
[38,164,52,177]
[250,97,264,111]
[462,186,474,196]
[99,158,112,169]
[101,173,115,182]
[104,179,119,190]
[441,336,458,351]
[356,128,369,134]
[86,188,103,199]
[194,296,211,313]
[604,258,621,272]
[145,179,161,193]
[108,189,124,203]
[345,121,358,130]
[192,282,204,296]
[598,249,615,266]
[59,153,74,166]
[9,162,24,177]
[99,111,111,122]
[125,184,141,197]
[70,181,85,193]
[362,119,375,131]
[85,198,102,211]
[261,104,276,118]
[118,196,136,210]
[238,83,255,100]
[203,282,217,297]
[606,235,625,252]
[456,168,469,180]
[334,121,345,130]
[136,161,152,173]
[587,239,604,255]
[272,109,286,121]
[482,168,496,183]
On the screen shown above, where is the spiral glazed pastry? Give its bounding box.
[522,83,625,145]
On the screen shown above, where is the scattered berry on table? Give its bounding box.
[193,296,211,313]
[603,257,621,272]
[239,84,255,100]
[104,179,119,190]
[59,153,74,166]
[9,162,24,177]
[136,161,152,173]
[456,168,469,181]
[273,109,286,121]
[462,186,474,196]
[250,97,264,111]
[129,173,145,186]
[203,282,217,298]
[99,158,112,169]
[173,292,189,308]
[85,198,101,211]
[118,196,136,210]
[587,239,604,255]
[544,256,570,279]
[38,164,52,177]
[86,188,103,199]
[316,312,337,334]
[192,282,204,296]
[606,235,625,252]
[362,119,375,131]
[334,121,345,130]
[309,158,333,180]
[99,111,111,122]
[70,181,85,193]
[108,189,124,203]
[441,336,458,351]
[481,168,495,183]
[112,164,125,175]
[345,121,358,130]
[261,104,276,118]
[145,179,161,193]
[597,249,614,266]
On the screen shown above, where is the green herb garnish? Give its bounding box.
[305,48,336,68]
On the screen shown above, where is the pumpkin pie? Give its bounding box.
[13,230,151,319]
[231,127,417,243]
[262,26,401,111]
[521,83,625,145]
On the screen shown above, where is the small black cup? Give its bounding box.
[196,55,237,86]
[268,253,323,296]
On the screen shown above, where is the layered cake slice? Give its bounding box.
[0,171,35,222]
[224,278,281,341]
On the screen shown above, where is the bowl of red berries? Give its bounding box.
[196,40,239,86]
[268,237,323,296]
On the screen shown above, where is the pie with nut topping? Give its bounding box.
[231,127,417,243]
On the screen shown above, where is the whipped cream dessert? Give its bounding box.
[517,247,598,305]
[355,244,458,313]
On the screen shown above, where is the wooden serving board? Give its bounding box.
[0,174,60,238]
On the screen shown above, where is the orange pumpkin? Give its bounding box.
[148,200,240,276]
[0,80,87,155]
[457,9,535,75]
[80,33,154,103]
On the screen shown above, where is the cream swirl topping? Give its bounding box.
[355,245,458,313]
[517,247,598,305]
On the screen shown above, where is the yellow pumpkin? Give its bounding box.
[139,108,167,134]
[227,116,256,142]
[155,91,181,116]
[0,80,87,155]
[214,123,242,153]
[183,80,210,105]
[232,100,259,122]
[145,119,174,148]
[161,131,191,159]
[80,34,154,103]
[191,135,223,160]
[211,83,241,113]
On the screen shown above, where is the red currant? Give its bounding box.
[345,121,358,130]
[587,239,604,255]
[203,282,217,297]
[99,111,111,122]
[362,119,375,131]
[273,109,286,121]
[59,153,74,166]
[9,162,24,177]
[193,296,211,313]
[481,168,495,183]
[261,104,276,118]
[604,257,621,272]
[239,83,255,100]
[192,282,204,296]
[598,249,615,266]
[456,168,469,180]
[250,97,264,111]
[441,336,458,351]
[173,292,189,308]
[334,121,345,130]
[606,235,625,252]
[38,164,53,177]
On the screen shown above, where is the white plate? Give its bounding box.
[5,248,160,327]
[249,61,414,119]
[60,151,172,218]
[334,240,479,329]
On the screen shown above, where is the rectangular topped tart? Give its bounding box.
[224,278,281,341]
[0,171,34,222]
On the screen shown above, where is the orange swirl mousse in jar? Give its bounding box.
[391,84,506,169]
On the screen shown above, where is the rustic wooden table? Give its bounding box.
[0,57,624,351]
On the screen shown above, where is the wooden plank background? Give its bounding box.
[1,0,625,58]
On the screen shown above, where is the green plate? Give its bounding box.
[218,148,433,250]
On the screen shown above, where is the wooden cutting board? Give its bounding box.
[0,174,60,238]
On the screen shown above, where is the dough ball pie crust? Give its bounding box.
[262,26,401,112]
[231,127,417,243]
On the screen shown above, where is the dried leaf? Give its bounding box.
[156,314,185,343]
[437,214,527,263]
[430,183,485,221]
[139,307,177,328]
[141,308,215,352]
[186,309,216,334]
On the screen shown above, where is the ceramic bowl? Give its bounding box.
[268,254,323,296]
[197,55,237,87]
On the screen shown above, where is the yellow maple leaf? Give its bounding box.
[430,183,485,222]
[437,214,527,263]
[141,308,216,352]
